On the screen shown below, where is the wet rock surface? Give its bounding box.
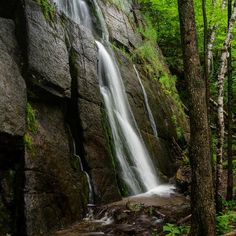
[24,102,89,236]
[98,0,142,48]
[25,0,71,98]
[54,192,190,236]
[0,18,26,136]
[0,16,26,235]
[67,22,121,203]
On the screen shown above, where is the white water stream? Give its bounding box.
[53,0,164,195]
[97,42,159,194]
[133,65,158,138]
[53,0,92,29]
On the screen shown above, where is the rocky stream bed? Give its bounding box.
[54,189,190,236]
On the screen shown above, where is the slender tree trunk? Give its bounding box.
[202,0,209,81]
[203,0,216,196]
[203,0,208,82]
[207,0,219,75]
[177,0,216,235]
[207,27,216,74]
[222,0,227,8]
[202,0,211,118]
[226,0,233,201]
[216,0,236,211]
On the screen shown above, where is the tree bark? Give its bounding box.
[226,0,233,201]
[222,0,227,8]
[207,27,216,74]
[177,0,216,235]
[202,0,208,81]
[216,0,236,210]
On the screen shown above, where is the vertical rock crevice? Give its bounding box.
[67,47,89,173]
[66,25,121,203]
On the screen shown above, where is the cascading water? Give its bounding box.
[53,0,92,29]
[53,0,161,195]
[97,42,159,194]
[133,65,158,138]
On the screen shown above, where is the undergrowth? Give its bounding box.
[216,199,236,235]
[163,223,190,236]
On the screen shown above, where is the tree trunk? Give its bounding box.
[222,0,227,8]
[207,27,216,74]
[216,0,236,210]
[202,0,208,82]
[226,0,233,201]
[207,0,222,75]
[177,0,216,235]
[202,0,211,119]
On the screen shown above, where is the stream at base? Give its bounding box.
[54,188,189,236]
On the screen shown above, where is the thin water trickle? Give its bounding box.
[73,151,94,203]
[133,65,158,138]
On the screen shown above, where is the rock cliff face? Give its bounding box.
[0,0,189,235]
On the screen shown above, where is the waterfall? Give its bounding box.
[97,42,159,194]
[53,0,92,29]
[53,0,161,195]
[93,0,109,40]
[133,65,158,138]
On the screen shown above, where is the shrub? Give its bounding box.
[163,223,190,236]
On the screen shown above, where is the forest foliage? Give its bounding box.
[138,0,236,234]
[139,0,236,84]
[138,0,236,168]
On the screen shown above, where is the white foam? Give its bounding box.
[137,184,176,197]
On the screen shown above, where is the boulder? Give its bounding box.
[175,165,191,194]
